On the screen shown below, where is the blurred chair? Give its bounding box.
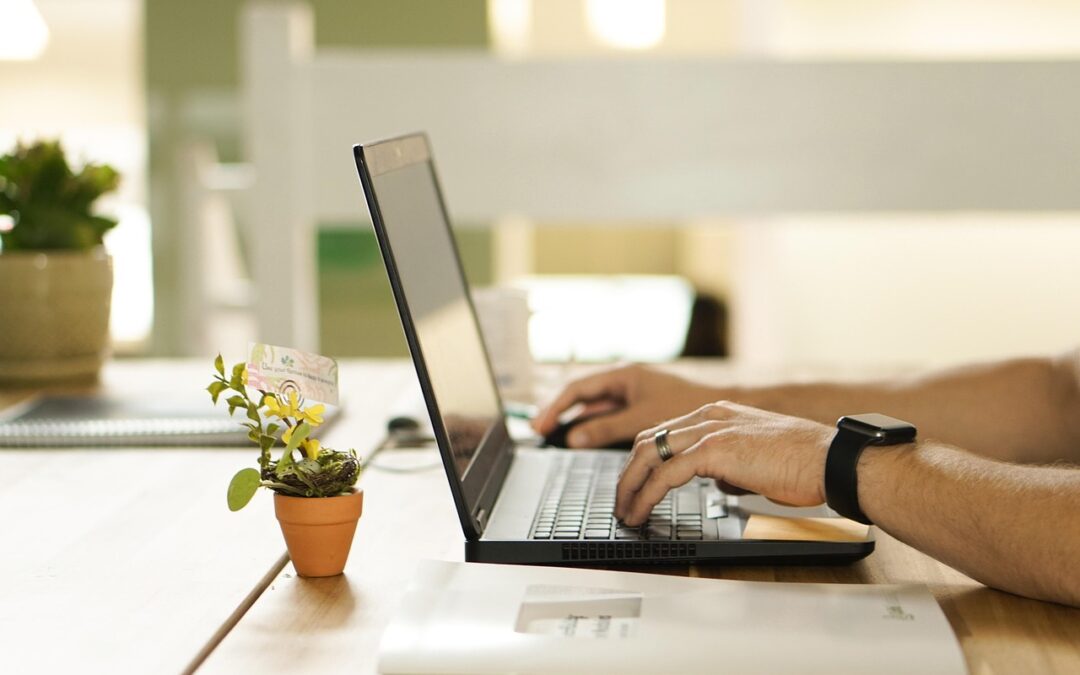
[176,139,257,354]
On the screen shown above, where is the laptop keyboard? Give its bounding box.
[529,453,725,541]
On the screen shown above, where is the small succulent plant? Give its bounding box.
[0,139,120,251]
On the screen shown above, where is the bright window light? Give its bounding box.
[585,0,665,50]
[0,0,49,61]
[517,275,693,362]
[489,0,533,56]
[107,205,155,348]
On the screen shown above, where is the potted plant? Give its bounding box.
[208,356,363,577]
[0,139,119,383]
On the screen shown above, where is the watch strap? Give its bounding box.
[824,428,876,525]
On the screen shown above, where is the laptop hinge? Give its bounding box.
[468,437,515,538]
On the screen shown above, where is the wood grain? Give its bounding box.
[0,448,287,674]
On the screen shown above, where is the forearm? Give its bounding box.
[858,441,1080,607]
[735,352,1080,463]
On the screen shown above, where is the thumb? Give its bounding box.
[566,411,641,449]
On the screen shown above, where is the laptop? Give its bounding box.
[352,132,873,565]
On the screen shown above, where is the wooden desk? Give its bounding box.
[5,360,1079,674]
[0,359,413,674]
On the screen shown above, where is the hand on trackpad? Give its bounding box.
[542,415,635,450]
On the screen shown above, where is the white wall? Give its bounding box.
[732,215,1080,368]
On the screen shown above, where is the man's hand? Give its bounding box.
[614,401,834,526]
[532,365,723,448]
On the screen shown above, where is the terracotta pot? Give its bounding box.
[0,248,113,383]
[274,489,364,577]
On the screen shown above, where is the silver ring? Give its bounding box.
[655,428,673,462]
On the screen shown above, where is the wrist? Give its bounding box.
[855,442,916,526]
[824,414,917,524]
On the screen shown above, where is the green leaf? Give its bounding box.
[259,434,276,453]
[284,421,311,453]
[265,423,280,437]
[246,402,261,424]
[206,381,228,404]
[226,395,246,417]
[214,354,225,376]
[226,468,261,511]
[0,139,121,251]
[275,448,295,478]
[230,362,246,390]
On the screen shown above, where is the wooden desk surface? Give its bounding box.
[5,360,1079,674]
[0,361,289,674]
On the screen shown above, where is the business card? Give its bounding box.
[245,342,339,405]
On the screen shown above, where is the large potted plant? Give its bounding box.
[0,140,119,383]
[208,356,364,577]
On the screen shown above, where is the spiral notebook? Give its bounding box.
[0,395,268,447]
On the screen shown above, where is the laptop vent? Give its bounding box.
[560,542,697,562]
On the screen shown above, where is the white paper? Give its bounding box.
[378,560,967,675]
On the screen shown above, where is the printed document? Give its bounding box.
[378,560,967,674]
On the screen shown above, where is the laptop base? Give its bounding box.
[466,539,874,566]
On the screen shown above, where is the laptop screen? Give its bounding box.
[359,143,504,482]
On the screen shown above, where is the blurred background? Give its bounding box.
[4,0,1080,374]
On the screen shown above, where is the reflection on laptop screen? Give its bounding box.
[369,161,502,478]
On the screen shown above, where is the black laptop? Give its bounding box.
[352,132,873,566]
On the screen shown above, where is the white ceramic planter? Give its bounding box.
[0,248,113,383]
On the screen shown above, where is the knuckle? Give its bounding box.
[706,400,738,419]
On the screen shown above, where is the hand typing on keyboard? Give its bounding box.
[531,454,722,541]
[614,401,834,527]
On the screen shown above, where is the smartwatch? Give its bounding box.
[825,413,916,525]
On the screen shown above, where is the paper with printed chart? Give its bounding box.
[245,343,339,405]
[378,560,967,675]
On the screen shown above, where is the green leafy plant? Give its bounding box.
[208,355,361,511]
[0,139,120,251]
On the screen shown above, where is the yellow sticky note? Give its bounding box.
[742,515,870,543]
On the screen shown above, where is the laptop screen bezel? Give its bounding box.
[353,133,514,540]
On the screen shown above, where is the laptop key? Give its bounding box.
[677,490,699,515]
[646,525,672,540]
[584,529,610,539]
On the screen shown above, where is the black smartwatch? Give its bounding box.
[825,414,916,525]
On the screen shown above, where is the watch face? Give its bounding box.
[839,413,917,442]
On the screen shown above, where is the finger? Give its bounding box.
[630,413,698,452]
[564,410,639,448]
[632,400,736,445]
[576,399,621,419]
[615,421,718,519]
[622,446,712,526]
[532,369,631,434]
